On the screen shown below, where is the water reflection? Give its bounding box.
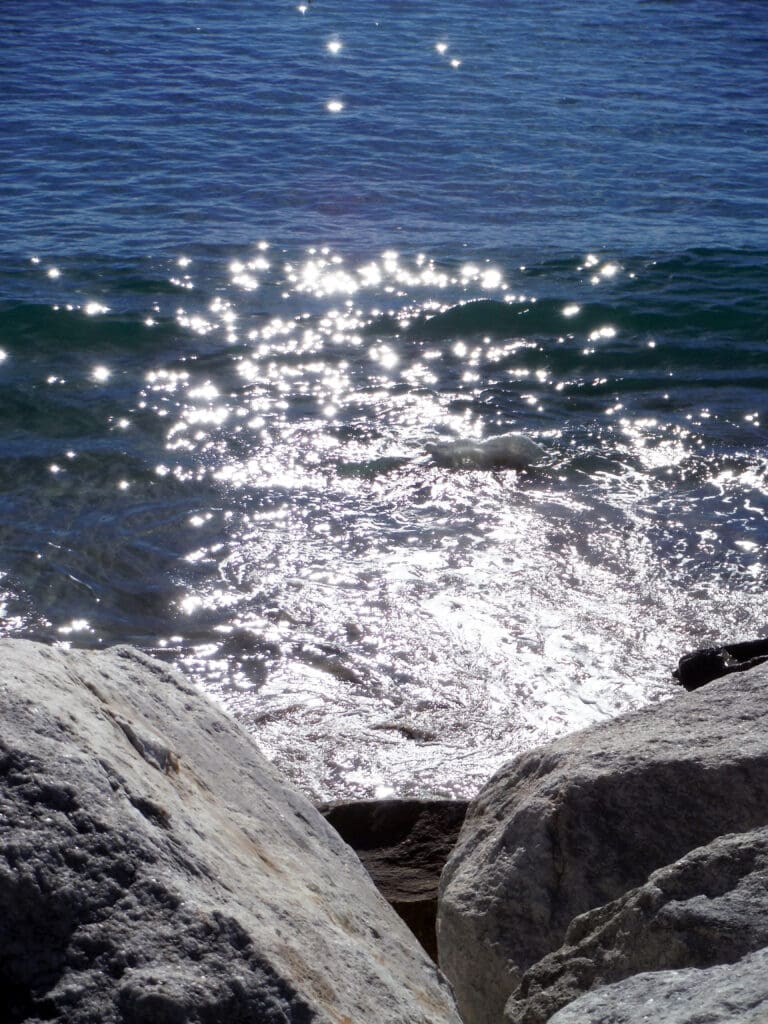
[5,245,767,800]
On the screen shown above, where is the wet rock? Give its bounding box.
[438,664,768,1024]
[673,637,768,690]
[547,946,768,1024]
[425,433,544,471]
[0,639,462,1024]
[506,826,768,1024]
[320,798,468,961]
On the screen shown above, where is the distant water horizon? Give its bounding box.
[2,0,767,799]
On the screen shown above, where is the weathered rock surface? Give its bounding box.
[506,826,768,1024]
[546,946,768,1024]
[438,664,768,1024]
[0,639,462,1024]
[320,798,468,961]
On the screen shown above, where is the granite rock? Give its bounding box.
[438,664,768,1024]
[547,946,768,1024]
[0,639,462,1024]
[506,826,768,1023]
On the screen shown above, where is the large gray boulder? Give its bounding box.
[506,826,768,1023]
[438,665,768,1024]
[0,640,462,1024]
[547,946,768,1024]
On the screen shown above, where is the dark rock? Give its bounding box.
[0,640,462,1024]
[438,663,768,1024]
[320,798,468,961]
[673,637,768,690]
[506,826,768,1023]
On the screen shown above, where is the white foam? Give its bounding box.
[425,432,545,470]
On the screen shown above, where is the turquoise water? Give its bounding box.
[2,1,767,798]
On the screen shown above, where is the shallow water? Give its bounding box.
[2,2,768,798]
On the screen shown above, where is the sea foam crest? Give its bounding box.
[425,432,545,471]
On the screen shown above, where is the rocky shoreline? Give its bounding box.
[3,638,768,1022]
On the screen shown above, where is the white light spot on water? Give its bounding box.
[91,365,111,382]
[563,304,580,318]
[435,42,448,54]
[30,256,40,264]
[84,302,109,316]
[49,464,61,474]
[178,256,191,268]
[0,350,6,363]
[481,268,502,289]
[326,99,344,113]
[47,267,60,279]
[589,326,617,341]
[450,58,462,68]
[600,262,619,278]
[118,480,130,491]
[327,39,342,54]
[58,619,91,636]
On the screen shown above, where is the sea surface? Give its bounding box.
[2,0,767,799]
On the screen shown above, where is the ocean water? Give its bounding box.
[2,0,767,799]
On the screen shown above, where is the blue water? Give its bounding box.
[2,0,767,798]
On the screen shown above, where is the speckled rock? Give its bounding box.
[506,826,768,1023]
[547,946,768,1024]
[0,640,462,1024]
[438,664,768,1024]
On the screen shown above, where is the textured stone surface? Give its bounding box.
[0,640,462,1024]
[320,798,468,960]
[438,665,768,1024]
[506,826,768,1024]
[547,946,768,1024]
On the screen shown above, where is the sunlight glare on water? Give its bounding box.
[87,243,764,799]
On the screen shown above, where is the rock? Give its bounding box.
[425,433,545,471]
[320,799,468,961]
[546,946,768,1024]
[506,826,768,1024]
[438,664,768,1024]
[673,637,768,690]
[0,640,462,1024]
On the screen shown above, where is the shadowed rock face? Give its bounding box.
[547,947,768,1024]
[320,798,468,961]
[0,640,462,1024]
[673,637,768,690]
[438,664,768,1024]
[505,826,768,1024]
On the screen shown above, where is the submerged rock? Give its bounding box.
[320,798,468,961]
[506,826,768,1024]
[438,664,768,1024]
[0,640,462,1024]
[425,432,545,471]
